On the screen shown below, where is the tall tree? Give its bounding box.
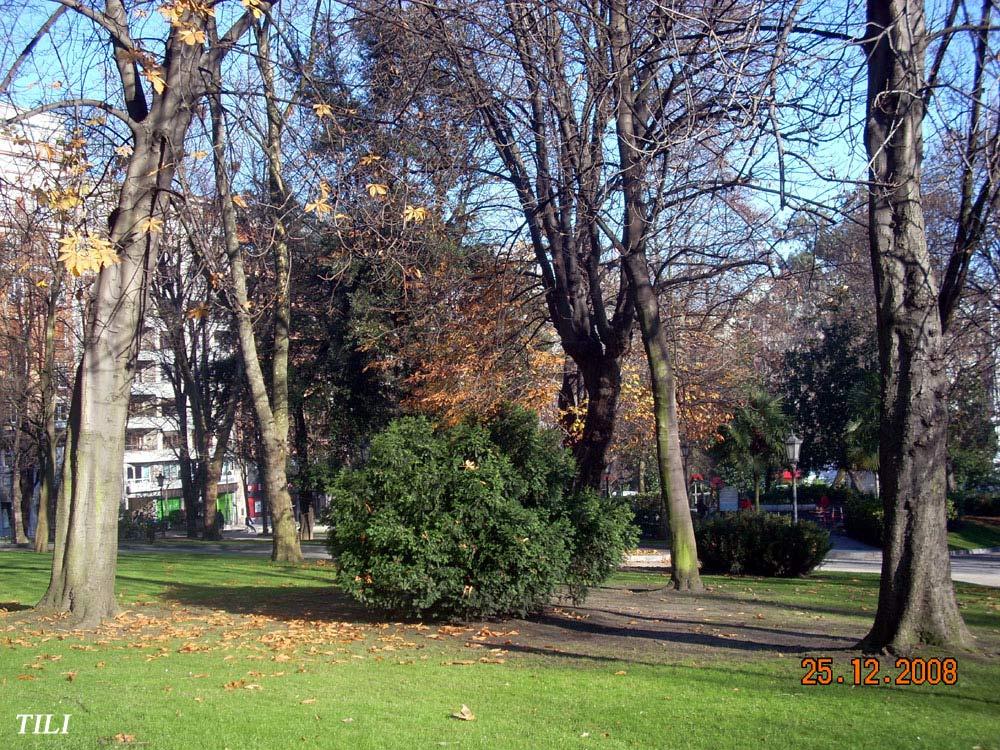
[3,0,268,626]
[861,0,999,651]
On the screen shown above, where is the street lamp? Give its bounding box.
[156,472,165,529]
[784,432,803,524]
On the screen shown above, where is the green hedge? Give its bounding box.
[843,494,883,547]
[759,484,857,506]
[950,490,1000,517]
[844,493,959,547]
[695,513,831,577]
[324,408,637,619]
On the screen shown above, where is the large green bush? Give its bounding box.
[695,513,831,577]
[324,408,636,619]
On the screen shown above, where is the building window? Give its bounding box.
[163,432,185,450]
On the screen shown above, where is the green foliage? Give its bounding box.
[783,319,878,471]
[951,490,1000,517]
[711,387,789,502]
[324,408,636,618]
[948,369,999,489]
[563,489,638,600]
[758,483,857,506]
[845,492,960,548]
[695,513,831,577]
[843,494,883,547]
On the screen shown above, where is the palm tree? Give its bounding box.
[714,388,790,510]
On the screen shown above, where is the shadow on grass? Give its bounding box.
[0,601,32,612]
[571,606,861,644]
[156,582,391,623]
[529,611,856,654]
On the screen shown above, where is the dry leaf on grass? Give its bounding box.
[451,704,475,721]
[113,733,136,744]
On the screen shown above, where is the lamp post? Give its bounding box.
[156,470,167,532]
[784,433,803,524]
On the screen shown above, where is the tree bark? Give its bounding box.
[201,395,238,540]
[859,0,971,652]
[573,355,624,491]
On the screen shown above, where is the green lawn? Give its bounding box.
[2,552,999,750]
[950,519,1000,551]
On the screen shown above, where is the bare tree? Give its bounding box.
[2,0,268,626]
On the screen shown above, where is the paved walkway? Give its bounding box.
[624,533,1000,588]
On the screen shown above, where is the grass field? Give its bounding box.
[950,519,1000,552]
[2,551,999,750]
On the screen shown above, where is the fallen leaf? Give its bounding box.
[113,734,136,744]
[451,704,475,721]
[301,698,317,705]
[63,671,77,681]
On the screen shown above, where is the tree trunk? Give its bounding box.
[860,0,971,652]
[202,457,223,539]
[572,355,623,490]
[8,421,28,545]
[37,16,214,625]
[622,253,703,591]
[33,275,62,553]
[609,0,700,591]
[202,396,237,540]
[208,57,301,564]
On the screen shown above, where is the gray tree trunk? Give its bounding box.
[860,0,971,652]
[208,54,301,564]
[33,274,62,553]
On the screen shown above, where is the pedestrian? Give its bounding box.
[245,513,257,534]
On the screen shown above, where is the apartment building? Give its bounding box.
[123,324,247,528]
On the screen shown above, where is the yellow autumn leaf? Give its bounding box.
[190,150,208,160]
[178,25,206,46]
[115,144,133,157]
[241,0,265,19]
[312,103,333,119]
[366,183,388,198]
[232,194,248,209]
[84,116,106,126]
[42,187,82,211]
[359,154,382,167]
[451,704,475,721]
[304,198,331,215]
[137,216,164,234]
[159,4,181,24]
[186,304,210,320]
[36,279,49,288]
[142,66,167,95]
[57,232,119,276]
[403,205,428,223]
